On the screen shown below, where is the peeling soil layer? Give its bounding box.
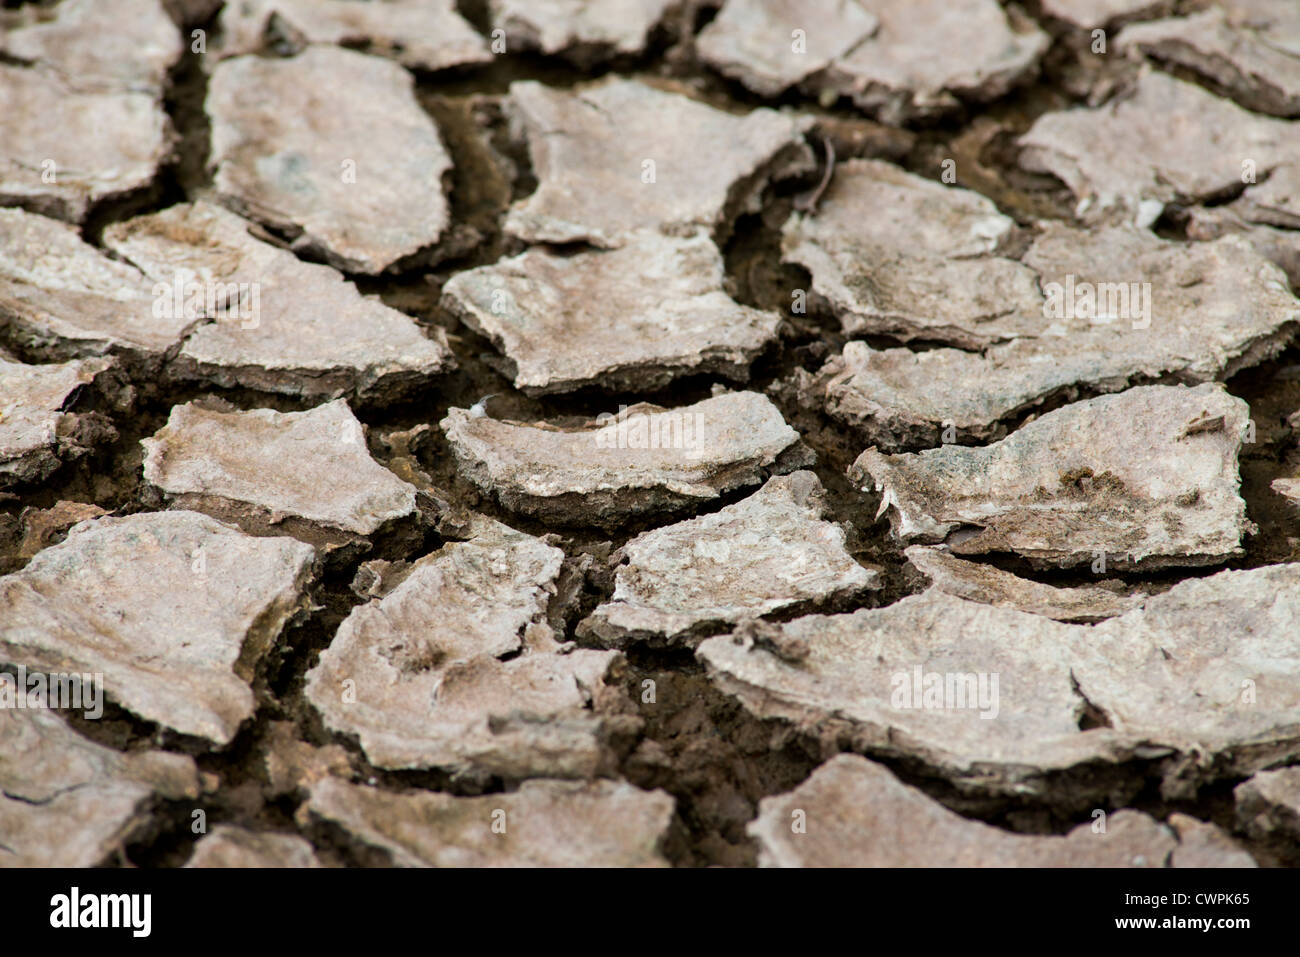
[3,0,1300,869]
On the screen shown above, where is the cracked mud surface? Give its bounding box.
[3,0,1300,868]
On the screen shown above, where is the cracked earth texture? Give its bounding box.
[2,0,1300,868]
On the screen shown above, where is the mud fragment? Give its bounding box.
[749,754,1241,867]
[0,208,187,363]
[854,384,1253,570]
[1166,814,1257,868]
[142,400,418,537]
[578,471,879,647]
[1018,222,1300,383]
[699,564,1300,798]
[185,825,322,868]
[207,47,454,274]
[809,0,1048,125]
[1235,767,1300,841]
[0,511,314,744]
[904,546,1146,623]
[1275,472,1300,507]
[441,229,781,394]
[699,592,1096,795]
[302,776,675,867]
[1117,3,1300,116]
[441,391,811,529]
[0,64,171,223]
[810,341,1040,449]
[1184,161,1300,288]
[0,0,177,221]
[1230,161,1300,229]
[0,0,181,93]
[781,159,1043,348]
[306,518,632,779]
[102,202,454,399]
[0,709,200,868]
[1076,564,1300,794]
[1185,208,1300,295]
[1019,69,1300,224]
[810,222,1297,447]
[490,0,676,66]
[503,78,813,247]
[0,356,117,487]
[697,0,880,97]
[14,501,107,563]
[211,0,490,72]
